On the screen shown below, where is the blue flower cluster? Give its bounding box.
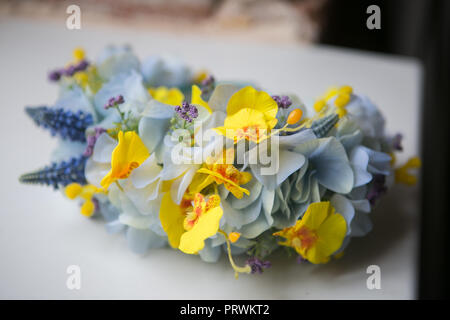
[19,155,88,189]
[25,106,93,142]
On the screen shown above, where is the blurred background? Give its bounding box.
[0,0,448,299]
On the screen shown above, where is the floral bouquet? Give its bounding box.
[20,46,420,278]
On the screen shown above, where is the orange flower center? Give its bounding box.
[235,125,263,142]
[296,226,318,250]
[117,161,139,179]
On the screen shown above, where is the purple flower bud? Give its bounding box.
[64,65,76,77]
[84,127,106,157]
[48,70,61,82]
[272,95,292,109]
[104,95,124,110]
[296,255,306,264]
[392,133,403,151]
[246,257,271,274]
[116,95,124,104]
[74,60,89,72]
[201,75,215,87]
[175,102,198,123]
[366,174,387,205]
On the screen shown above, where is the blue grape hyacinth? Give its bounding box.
[19,155,88,189]
[25,106,93,142]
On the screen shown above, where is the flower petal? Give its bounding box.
[179,206,223,254]
[126,227,167,254]
[92,133,117,163]
[159,192,186,248]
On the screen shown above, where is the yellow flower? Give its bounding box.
[148,86,185,106]
[214,86,278,143]
[273,201,347,264]
[100,131,150,190]
[313,85,353,116]
[160,192,223,254]
[395,156,421,185]
[65,183,103,217]
[174,149,251,202]
[72,47,85,62]
[192,148,252,199]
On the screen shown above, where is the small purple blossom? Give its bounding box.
[92,197,100,213]
[200,75,215,99]
[366,174,387,206]
[64,65,76,77]
[392,133,403,151]
[48,60,90,82]
[175,102,198,123]
[296,255,306,264]
[272,95,292,109]
[201,75,215,88]
[246,257,271,274]
[48,70,62,81]
[83,127,107,157]
[104,95,125,110]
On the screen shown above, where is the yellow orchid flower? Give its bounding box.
[100,131,150,190]
[65,183,104,217]
[214,86,278,143]
[148,86,185,106]
[274,201,347,264]
[160,192,223,254]
[186,148,252,199]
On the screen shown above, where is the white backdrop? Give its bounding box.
[0,17,422,299]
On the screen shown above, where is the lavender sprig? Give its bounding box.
[175,102,198,123]
[366,174,388,206]
[48,60,90,82]
[246,257,271,274]
[84,127,107,157]
[272,95,292,109]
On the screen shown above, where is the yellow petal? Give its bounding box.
[81,200,95,217]
[254,90,278,120]
[65,183,82,199]
[149,87,184,106]
[73,47,85,62]
[197,168,250,197]
[179,206,223,254]
[310,212,347,264]
[160,192,186,248]
[191,85,212,113]
[301,201,333,231]
[223,108,267,130]
[227,86,278,121]
[240,171,253,185]
[101,131,150,190]
[227,86,257,116]
[187,172,214,195]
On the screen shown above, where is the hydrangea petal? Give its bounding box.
[126,227,166,254]
[130,154,162,189]
[92,133,117,163]
[207,84,240,112]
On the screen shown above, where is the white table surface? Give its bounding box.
[0,17,422,299]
